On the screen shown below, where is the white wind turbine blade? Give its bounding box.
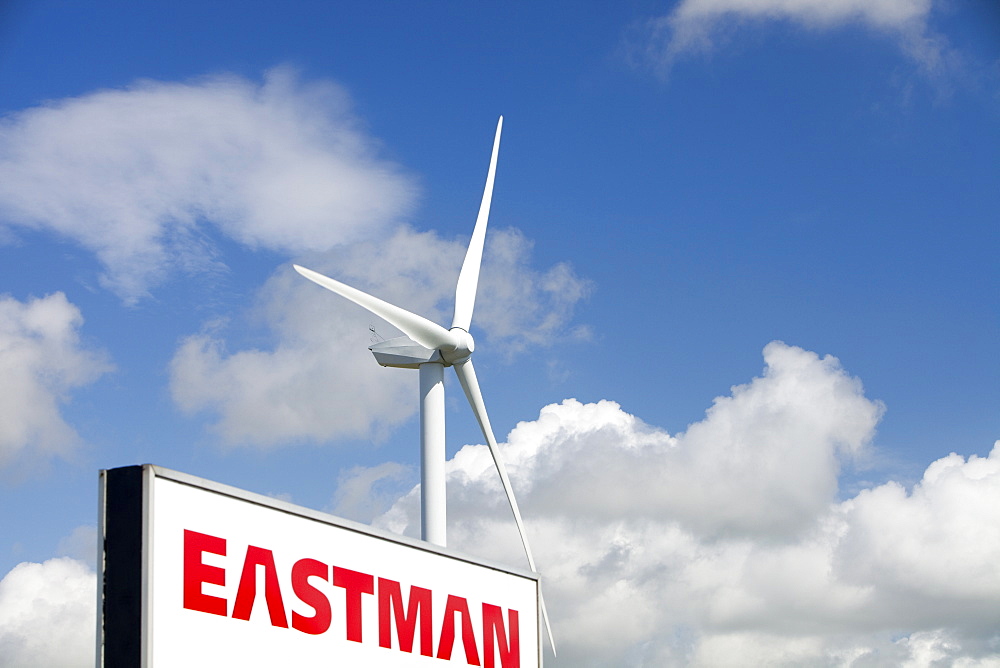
[452,358,556,656]
[293,264,460,351]
[451,116,502,332]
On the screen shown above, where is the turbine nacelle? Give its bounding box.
[369,336,441,369]
[368,329,472,369]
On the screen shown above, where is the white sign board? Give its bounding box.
[98,465,540,667]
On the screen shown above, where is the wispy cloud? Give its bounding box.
[0,68,416,303]
[329,461,413,524]
[169,226,591,447]
[0,293,111,472]
[634,0,950,76]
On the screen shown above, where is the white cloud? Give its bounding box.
[0,558,95,668]
[367,341,1000,666]
[687,629,1000,667]
[0,68,416,302]
[673,0,932,30]
[0,293,111,471]
[169,225,591,447]
[637,0,948,75]
[837,447,1000,608]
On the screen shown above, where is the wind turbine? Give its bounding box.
[293,117,555,654]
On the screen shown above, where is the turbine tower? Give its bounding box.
[294,117,554,653]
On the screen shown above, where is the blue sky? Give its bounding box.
[0,1,998,665]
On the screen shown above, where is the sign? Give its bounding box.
[98,465,541,666]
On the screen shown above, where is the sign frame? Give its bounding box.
[97,464,542,667]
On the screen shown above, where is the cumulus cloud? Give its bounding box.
[169,225,591,447]
[369,342,1000,666]
[635,0,949,75]
[0,558,95,667]
[837,449,1000,612]
[381,342,881,538]
[0,68,416,302]
[0,293,111,471]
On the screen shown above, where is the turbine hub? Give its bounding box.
[442,327,474,365]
